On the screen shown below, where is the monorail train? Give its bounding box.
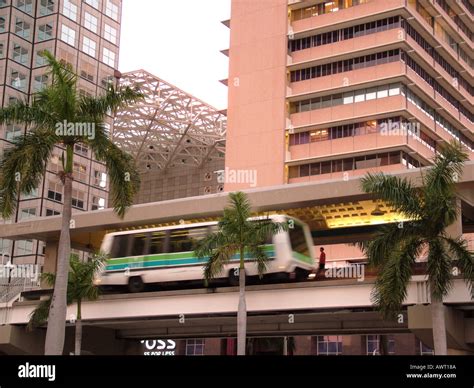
[94,215,317,292]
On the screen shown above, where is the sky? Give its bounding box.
[119,0,231,110]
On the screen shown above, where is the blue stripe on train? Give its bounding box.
[105,251,276,272]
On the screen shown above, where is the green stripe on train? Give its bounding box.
[105,245,275,271]
[105,245,313,272]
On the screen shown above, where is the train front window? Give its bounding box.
[289,222,310,257]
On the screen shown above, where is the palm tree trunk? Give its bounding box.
[237,250,247,355]
[44,169,73,355]
[379,335,389,355]
[74,300,82,356]
[431,292,447,355]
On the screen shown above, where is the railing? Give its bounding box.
[0,277,41,304]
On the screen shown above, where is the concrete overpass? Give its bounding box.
[0,276,473,354]
[0,164,473,354]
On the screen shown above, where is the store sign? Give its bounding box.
[140,339,176,356]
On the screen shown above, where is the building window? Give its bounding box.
[62,0,77,21]
[94,170,107,187]
[39,0,55,16]
[74,143,88,156]
[10,70,27,91]
[85,0,99,8]
[420,341,434,355]
[20,208,36,220]
[104,24,117,44]
[12,44,29,65]
[73,162,87,182]
[101,75,114,88]
[16,240,33,256]
[102,47,115,67]
[366,335,395,355]
[91,196,105,211]
[38,23,54,42]
[317,336,343,355]
[72,189,85,209]
[16,0,33,14]
[0,17,5,33]
[0,239,11,257]
[34,74,49,92]
[15,18,31,40]
[61,24,76,46]
[105,0,118,20]
[84,12,98,32]
[22,188,38,199]
[185,339,205,356]
[82,36,96,57]
[47,182,62,202]
[35,49,51,66]
[46,209,60,217]
[5,125,22,141]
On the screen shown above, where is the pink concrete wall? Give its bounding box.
[225,0,289,190]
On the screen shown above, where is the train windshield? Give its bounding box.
[288,222,311,259]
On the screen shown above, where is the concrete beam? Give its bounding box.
[0,162,472,249]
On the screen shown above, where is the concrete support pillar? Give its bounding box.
[408,304,473,353]
[43,240,59,275]
[41,241,59,289]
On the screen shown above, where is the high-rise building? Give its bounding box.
[225,0,473,191]
[0,0,122,267]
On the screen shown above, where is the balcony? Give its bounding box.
[290,0,405,34]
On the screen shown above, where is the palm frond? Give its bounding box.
[92,142,141,218]
[247,244,270,278]
[250,219,289,244]
[0,129,57,218]
[424,140,468,196]
[427,238,453,301]
[360,173,423,219]
[79,84,143,118]
[371,238,422,318]
[0,99,55,128]
[360,222,424,268]
[27,298,52,330]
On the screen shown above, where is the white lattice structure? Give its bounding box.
[113,70,227,173]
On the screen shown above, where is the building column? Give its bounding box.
[42,241,59,282]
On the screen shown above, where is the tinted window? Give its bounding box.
[289,223,310,257]
[110,235,129,258]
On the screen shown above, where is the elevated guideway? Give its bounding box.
[1,277,472,347]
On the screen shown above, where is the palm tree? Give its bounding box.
[0,51,142,355]
[194,192,288,355]
[28,253,107,355]
[359,140,473,355]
